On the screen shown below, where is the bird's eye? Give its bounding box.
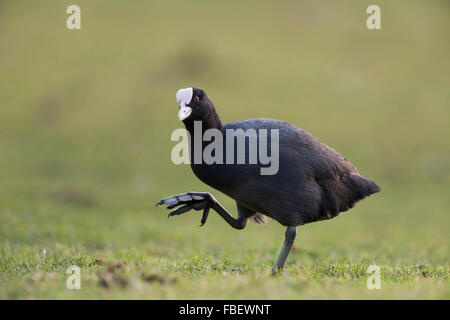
[194,96,199,102]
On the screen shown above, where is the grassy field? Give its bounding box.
[0,0,449,299]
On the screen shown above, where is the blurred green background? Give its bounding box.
[0,0,448,299]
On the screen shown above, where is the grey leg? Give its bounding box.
[156,192,247,229]
[271,227,298,274]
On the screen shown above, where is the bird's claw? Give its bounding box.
[156,192,212,226]
[200,207,210,226]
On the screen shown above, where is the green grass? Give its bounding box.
[0,0,449,299]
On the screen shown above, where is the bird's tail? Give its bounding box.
[342,174,381,200]
[319,174,381,219]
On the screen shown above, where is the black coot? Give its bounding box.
[157,87,381,273]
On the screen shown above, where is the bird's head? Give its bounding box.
[175,87,216,123]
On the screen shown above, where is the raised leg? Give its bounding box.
[156,192,247,230]
[271,226,297,274]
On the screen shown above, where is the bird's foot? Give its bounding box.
[156,192,214,226]
[271,264,283,275]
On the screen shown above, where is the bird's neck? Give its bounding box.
[184,112,223,134]
[207,111,223,131]
[184,114,223,164]
[183,111,225,187]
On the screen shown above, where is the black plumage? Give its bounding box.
[157,87,381,273]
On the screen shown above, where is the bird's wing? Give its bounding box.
[223,118,358,180]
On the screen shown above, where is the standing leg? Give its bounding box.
[271,227,298,274]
